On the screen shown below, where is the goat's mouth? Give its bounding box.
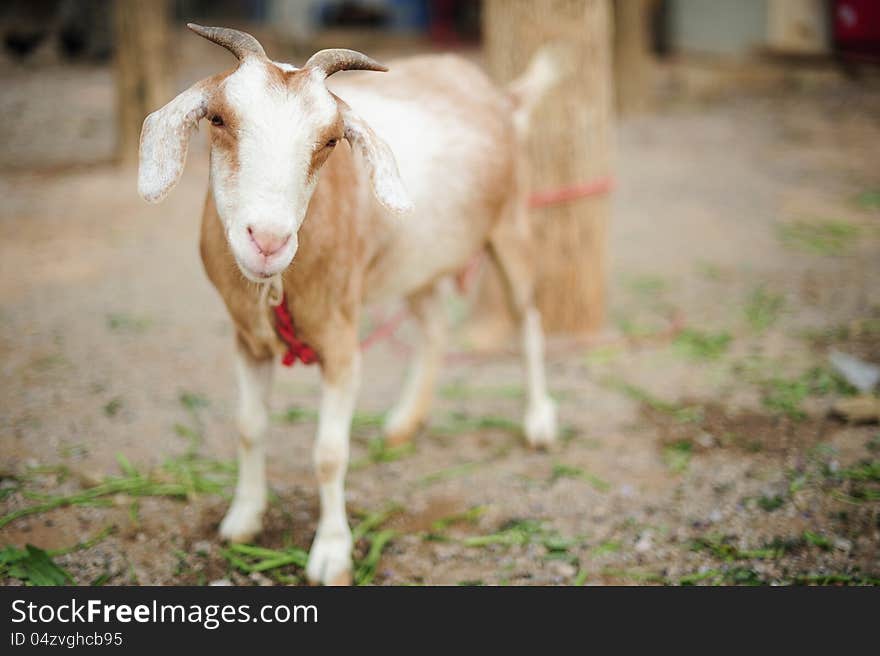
[237,259,289,283]
[235,257,293,283]
[241,267,274,282]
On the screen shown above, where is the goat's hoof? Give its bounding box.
[383,413,422,447]
[524,397,558,449]
[384,426,418,447]
[306,530,353,586]
[219,503,265,543]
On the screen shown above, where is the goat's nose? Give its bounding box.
[247,226,291,257]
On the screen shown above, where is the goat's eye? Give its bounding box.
[326,138,338,148]
[210,115,224,127]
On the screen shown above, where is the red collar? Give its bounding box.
[272,293,318,367]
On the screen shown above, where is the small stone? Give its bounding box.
[697,433,715,448]
[78,471,104,487]
[249,572,273,586]
[193,540,213,555]
[833,537,852,552]
[635,531,653,553]
[432,544,457,561]
[209,578,233,586]
[709,509,722,523]
[549,561,577,578]
[830,395,880,423]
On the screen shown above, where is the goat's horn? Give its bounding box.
[305,49,388,78]
[187,23,266,61]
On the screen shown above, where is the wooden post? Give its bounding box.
[483,0,614,334]
[766,0,829,55]
[114,0,170,164]
[613,0,656,115]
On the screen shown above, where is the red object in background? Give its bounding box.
[833,0,880,56]
[428,0,457,44]
[528,177,615,210]
[427,0,480,46]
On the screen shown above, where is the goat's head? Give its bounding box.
[138,24,411,282]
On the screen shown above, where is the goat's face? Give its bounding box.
[138,25,411,283]
[206,60,345,280]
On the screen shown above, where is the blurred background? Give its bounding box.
[0,0,878,586]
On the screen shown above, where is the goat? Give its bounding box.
[138,24,558,585]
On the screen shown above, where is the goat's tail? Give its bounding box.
[507,44,565,137]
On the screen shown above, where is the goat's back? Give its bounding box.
[329,55,520,302]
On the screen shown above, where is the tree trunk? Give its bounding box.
[114,0,170,164]
[613,0,656,115]
[482,0,614,335]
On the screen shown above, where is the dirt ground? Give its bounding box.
[1,44,879,585]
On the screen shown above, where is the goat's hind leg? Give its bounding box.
[220,336,273,542]
[488,219,558,448]
[383,283,447,446]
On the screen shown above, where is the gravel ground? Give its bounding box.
[1,50,878,586]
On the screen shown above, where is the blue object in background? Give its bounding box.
[304,0,431,34]
[387,0,429,31]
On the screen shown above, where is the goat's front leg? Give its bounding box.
[220,337,273,542]
[306,345,361,586]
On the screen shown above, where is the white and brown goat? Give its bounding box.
[138,24,558,585]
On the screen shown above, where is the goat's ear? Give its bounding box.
[138,81,210,203]
[340,103,413,214]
